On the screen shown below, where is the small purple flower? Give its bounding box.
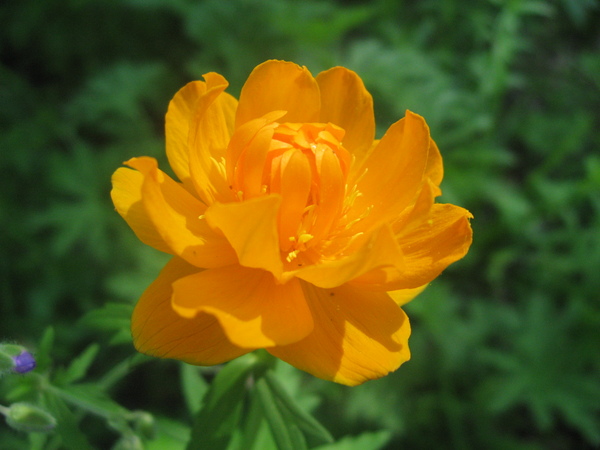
[13,351,36,374]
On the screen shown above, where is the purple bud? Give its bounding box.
[13,351,36,374]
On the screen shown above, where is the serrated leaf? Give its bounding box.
[35,327,55,372]
[27,432,49,450]
[314,430,392,450]
[264,371,334,446]
[186,354,259,450]
[146,417,190,450]
[79,302,134,346]
[42,391,93,450]
[79,303,133,332]
[238,386,270,450]
[5,385,34,402]
[255,377,307,450]
[180,364,209,415]
[58,344,100,385]
[108,328,134,346]
[58,384,128,418]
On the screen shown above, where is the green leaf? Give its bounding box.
[79,303,134,346]
[146,417,190,450]
[59,384,129,418]
[180,364,209,415]
[5,384,35,402]
[108,328,135,346]
[28,432,49,450]
[255,377,307,450]
[314,431,392,450]
[41,391,93,450]
[58,343,100,385]
[186,354,260,450]
[79,303,133,333]
[238,386,271,450]
[264,371,334,446]
[35,327,55,372]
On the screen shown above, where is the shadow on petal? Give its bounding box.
[268,282,411,386]
[171,265,313,349]
[132,257,251,366]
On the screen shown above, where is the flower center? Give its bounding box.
[229,121,352,262]
[269,123,352,258]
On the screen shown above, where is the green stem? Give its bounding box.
[31,373,133,427]
[47,384,128,421]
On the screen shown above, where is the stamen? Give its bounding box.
[297,233,313,245]
[286,250,300,262]
[341,204,373,231]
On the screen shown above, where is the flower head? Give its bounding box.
[12,351,36,374]
[111,60,473,385]
[0,344,36,375]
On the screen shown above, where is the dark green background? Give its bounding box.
[1,0,599,448]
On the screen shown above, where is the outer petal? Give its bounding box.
[235,60,320,127]
[111,167,171,254]
[290,224,404,288]
[126,157,238,268]
[165,81,205,190]
[316,67,375,161]
[426,138,443,197]
[348,111,430,234]
[166,75,237,200]
[268,282,411,386]
[205,195,283,278]
[351,204,473,290]
[388,284,428,306]
[132,257,250,365]
[188,72,238,204]
[171,266,313,348]
[390,177,437,236]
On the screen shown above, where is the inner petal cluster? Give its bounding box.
[228,122,352,263]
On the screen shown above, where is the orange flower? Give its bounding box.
[111,60,473,386]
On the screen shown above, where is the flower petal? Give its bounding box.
[126,157,238,268]
[389,176,437,236]
[165,81,205,190]
[132,257,249,365]
[316,67,375,160]
[225,110,286,190]
[291,224,404,289]
[351,204,473,290]
[204,195,283,277]
[309,147,346,245]
[426,138,443,197]
[235,60,320,127]
[110,167,171,254]
[188,72,238,204]
[171,266,313,348]
[268,282,411,386]
[278,149,312,249]
[349,111,431,233]
[166,75,237,200]
[388,284,428,306]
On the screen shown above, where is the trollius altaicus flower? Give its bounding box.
[111,60,473,386]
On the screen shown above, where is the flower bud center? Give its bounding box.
[264,123,351,260]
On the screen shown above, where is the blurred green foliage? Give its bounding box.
[1,0,599,448]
